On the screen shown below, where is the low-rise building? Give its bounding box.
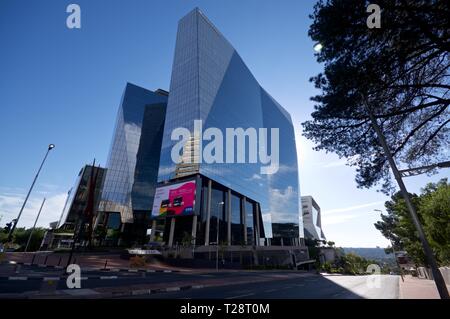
[301,195,326,241]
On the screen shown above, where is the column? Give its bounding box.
[92,211,102,231]
[255,203,261,247]
[204,179,212,246]
[191,215,198,246]
[149,219,157,242]
[168,217,176,247]
[118,222,126,246]
[242,196,247,245]
[227,189,231,246]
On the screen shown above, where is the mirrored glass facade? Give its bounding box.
[99,83,168,226]
[58,165,105,230]
[157,9,303,246]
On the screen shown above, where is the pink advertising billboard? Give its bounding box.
[151,180,196,217]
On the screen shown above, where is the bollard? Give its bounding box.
[44,255,49,265]
[31,253,36,265]
[58,256,62,266]
[104,259,108,270]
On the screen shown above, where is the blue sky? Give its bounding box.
[0,0,447,247]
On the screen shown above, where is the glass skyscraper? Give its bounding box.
[58,165,105,230]
[156,8,304,247]
[98,83,168,242]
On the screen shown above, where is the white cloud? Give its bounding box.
[322,214,360,225]
[0,186,25,193]
[322,159,347,168]
[277,164,297,173]
[322,201,384,215]
[38,183,61,191]
[268,185,299,223]
[320,155,360,168]
[0,192,67,229]
[157,165,174,177]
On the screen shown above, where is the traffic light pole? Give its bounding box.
[364,100,449,299]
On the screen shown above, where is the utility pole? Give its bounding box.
[25,198,46,252]
[8,144,55,242]
[364,98,449,299]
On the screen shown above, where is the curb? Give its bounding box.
[103,284,206,298]
[0,275,122,281]
[7,261,178,274]
[0,283,209,299]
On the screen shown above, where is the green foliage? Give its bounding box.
[106,229,120,239]
[181,231,193,247]
[420,179,450,264]
[11,227,46,251]
[303,0,449,193]
[0,231,8,244]
[129,255,146,268]
[321,253,379,275]
[94,225,107,242]
[305,238,321,261]
[341,253,375,275]
[375,179,450,266]
[321,261,334,273]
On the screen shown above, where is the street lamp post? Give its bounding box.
[25,198,46,252]
[7,144,55,242]
[362,97,449,299]
[216,201,224,272]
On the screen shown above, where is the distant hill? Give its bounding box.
[342,247,394,261]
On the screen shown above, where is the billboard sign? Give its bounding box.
[151,180,196,217]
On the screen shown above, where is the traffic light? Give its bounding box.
[3,222,12,233]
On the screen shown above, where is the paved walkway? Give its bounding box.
[399,275,450,299]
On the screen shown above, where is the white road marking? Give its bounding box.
[8,277,27,280]
[264,289,277,293]
[192,285,204,289]
[226,293,255,299]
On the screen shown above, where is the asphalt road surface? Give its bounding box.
[0,264,399,299]
[0,268,305,295]
[124,274,400,299]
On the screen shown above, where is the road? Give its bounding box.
[0,264,399,299]
[0,267,262,294]
[123,274,399,299]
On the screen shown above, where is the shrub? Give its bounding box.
[129,255,146,268]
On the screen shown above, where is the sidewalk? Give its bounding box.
[399,275,450,299]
